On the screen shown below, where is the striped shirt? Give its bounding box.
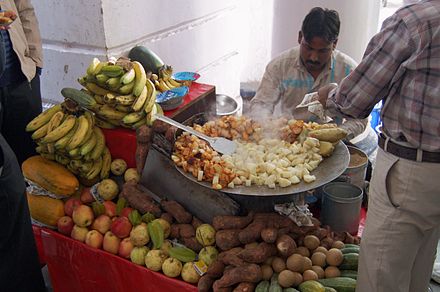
[251,46,367,138]
[327,0,440,152]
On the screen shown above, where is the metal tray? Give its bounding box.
[175,141,349,196]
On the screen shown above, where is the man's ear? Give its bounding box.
[298,31,303,45]
[332,38,338,49]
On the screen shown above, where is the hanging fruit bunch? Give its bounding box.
[67,56,163,130]
[25,100,111,185]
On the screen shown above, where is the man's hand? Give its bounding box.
[317,83,338,108]
[0,10,17,30]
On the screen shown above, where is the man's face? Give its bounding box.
[298,32,336,74]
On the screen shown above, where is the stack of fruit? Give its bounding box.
[68,57,163,129]
[25,101,111,183]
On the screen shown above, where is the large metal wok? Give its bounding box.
[173,113,350,197]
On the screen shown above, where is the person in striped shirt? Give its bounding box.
[250,7,367,140]
[318,1,440,291]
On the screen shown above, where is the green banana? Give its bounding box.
[66,115,90,151]
[26,104,62,132]
[99,147,111,180]
[131,85,148,112]
[93,94,105,104]
[118,81,135,95]
[106,77,122,90]
[86,82,110,96]
[80,131,97,156]
[120,68,135,84]
[122,111,145,124]
[101,65,124,77]
[130,117,147,129]
[94,117,116,129]
[92,61,108,76]
[55,153,70,165]
[115,94,136,106]
[115,104,132,113]
[86,156,103,180]
[144,79,157,114]
[83,110,95,129]
[132,61,147,97]
[86,58,100,75]
[95,74,109,84]
[40,115,77,143]
[95,104,127,120]
[90,127,106,161]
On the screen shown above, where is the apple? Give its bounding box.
[103,201,117,218]
[57,216,74,236]
[64,198,82,217]
[80,187,94,203]
[111,216,132,239]
[120,207,133,218]
[103,231,121,254]
[71,225,89,242]
[72,205,94,227]
[118,237,134,258]
[85,230,104,249]
[91,214,112,234]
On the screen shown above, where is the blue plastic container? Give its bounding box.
[370,101,382,133]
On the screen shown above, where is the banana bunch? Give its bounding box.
[152,65,183,93]
[76,57,164,129]
[26,104,112,182]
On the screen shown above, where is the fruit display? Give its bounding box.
[25,102,111,183]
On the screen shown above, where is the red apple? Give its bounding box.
[103,231,121,254]
[80,187,95,203]
[71,225,89,242]
[72,205,94,227]
[85,230,104,249]
[57,216,74,236]
[111,216,132,239]
[120,207,133,218]
[91,214,112,234]
[118,237,134,258]
[64,198,82,217]
[103,201,117,218]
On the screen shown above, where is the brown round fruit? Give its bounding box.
[278,270,297,288]
[286,254,304,272]
[302,257,312,272]
[304,235,320,250]
[261,264,274,281]
[324,266,341,278]
[326,248,344,266]
[294,246,310,257]
[313,246,328,255]
[303,269,319,281]
[311,252,327,267]
[332,240,345,249]
[272,257,286,273]
[311,265,325,279]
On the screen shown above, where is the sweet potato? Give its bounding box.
[160,200,192,224]
[160,213,173,224]
[135,125,154,174]
[219,247,245,267]
[170,224,180,239]
[276,234,296,257]
[254,213,292,229]
[119,181,161,217]
[214,264,262,288]
[216,229,242,251]
[233,282,256,292]
[182,237,203,252]
[237,242,277,264]
[198,274,216,292]
[136,124,153,144]
[192,216,202,229]
[261,227,278,243]
[212,212,254,230]
[165,126,177,143]
[176,223,195,238]
[238,221,265,244]
[212,282,233,292]
[207,260,225,278]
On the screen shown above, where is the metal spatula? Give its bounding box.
[155,114,237,155]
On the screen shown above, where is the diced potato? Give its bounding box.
[303,174,316,183]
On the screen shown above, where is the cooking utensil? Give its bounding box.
[216,94,239,116]
[155,114,237,155]
[175,141,349,196]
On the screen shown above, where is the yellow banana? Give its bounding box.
[86,156,103,180]
[146,103,163,126]
[164,79,176,89]
[67,163,79,175]
[96,104,127,120]
[132,61,147,97]
[68,147,81,158]
[90,127,105,161]
[40,115,76,143]
[46,111,65,154]
[168,78,182,87]
[103,92,117,104]
[94,117,116,129]
[131,85,148,112]
[144,79,158,114]
[31,123,50,140]
[94,94,105,104]
[120,68,135,84]
[156,79,170,92]
[79,160,94,174]
[100,147,112,179]
[80,131,97,156]
[151,73,159,81]
[54,121,78,150]
[86,82,110,96]
[115,94,136,106]
[131,117,147,129]
[83,110,95,129]
[66,115,90,151]
[92,61,108,76]
[118,81,135,95]
[26,104,62,132]
[86,58,100,75]
[122,111,145,124]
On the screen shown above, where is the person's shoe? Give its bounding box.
[428,285,433,292]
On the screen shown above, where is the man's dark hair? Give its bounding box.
[301,7,340,43]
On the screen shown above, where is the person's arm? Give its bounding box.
[325,13,414,119]
[249,61,282,116]
[14,0,43,69]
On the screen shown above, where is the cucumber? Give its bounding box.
[340,270,358,280]
[61,87,97,109]
[343,244,360,249]
[340,247,360,254]
[339,253,359,270]
[256,280,270,292]
[269,273,282,292]
[317,277,356,292]
[128,45,165,75]
[298,280,325,292]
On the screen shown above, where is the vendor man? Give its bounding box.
[250,7,367,140]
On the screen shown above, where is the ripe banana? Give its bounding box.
[106,77,122,90]
[90,127,105,161]
[55,153,70,165]
[86,82,110,96]
[86,58,100,75]
[103,93,117,105]
[80,131,97,156]
[132,61,147,97]
[46,111,66,154]
[96,104,127,120]
[79,160,94,174]
[86,156,103,180]
[54,121,78,150]
[83,110,95,129]
[122,111,145,124]
[168,78,182,87]
[31,123,50,140]
[115,104,132,113]
[131,117,147,129]
[94,117,116,129]
[120,68,135,84]
[66,115,90,151]
[115,94,136,106]
[144,79,158,114]
[157,79,171,92]
[100,147,112,180]
[151,74,159,81]
[26,103,62,132]
[118,81,135,95]
[131,85,148,112]
[93,94,105,104]
[68,147,81,158]
[164,79,176,89]
[40,115,76,143]
[67,163,79,175]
